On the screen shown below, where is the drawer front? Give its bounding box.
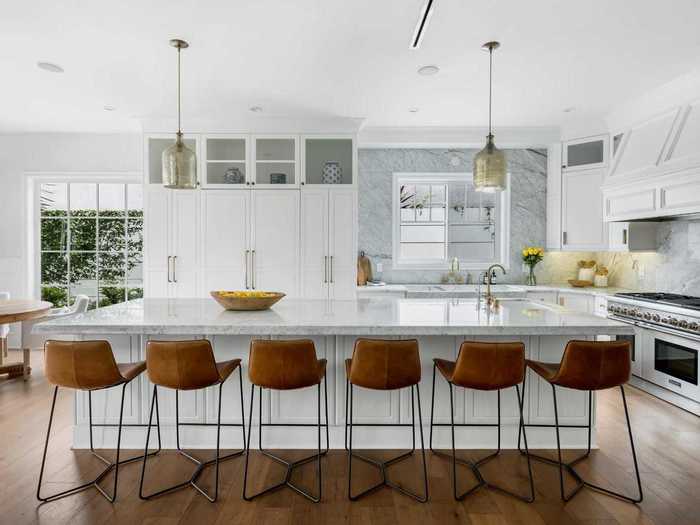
[659,180,700,213]
[604,188,656,220]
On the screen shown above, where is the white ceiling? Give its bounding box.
[1,0,699,133]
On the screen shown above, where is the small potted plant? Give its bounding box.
[522,246,544,286]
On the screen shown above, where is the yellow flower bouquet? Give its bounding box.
[521,246,544,286]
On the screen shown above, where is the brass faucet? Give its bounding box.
[485,264,506,306]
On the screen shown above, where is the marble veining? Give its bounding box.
[34,297,632,336]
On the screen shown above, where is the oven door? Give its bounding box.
[643,328,700,402]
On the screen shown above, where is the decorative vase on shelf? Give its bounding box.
[526,265,537,286]
[224,166,244,185]
[322,161,342,184]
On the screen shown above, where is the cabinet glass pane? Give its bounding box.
[255,162,295,185]
[566,140,604,167]
[148,137,197,183]
[206,138,245,161]
[304,139,353,185]
[206,162,247,186]
[256,139,295,161]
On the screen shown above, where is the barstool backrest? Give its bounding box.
[452,341,525,390]
[349,338,421,390]
[248,339,321,390]
[555,340,631,390]
[45,340,123,390]
[146,339,220,390]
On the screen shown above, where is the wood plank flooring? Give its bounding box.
[1,350,699,525]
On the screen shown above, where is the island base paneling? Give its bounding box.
[71,333,596,450]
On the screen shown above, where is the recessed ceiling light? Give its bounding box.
[249,106,263,113]
[103,105,116,111]
[409,107,419,113]
[417,65,439,76]
[563,106,576,113]
[37,61,64,73]
[410,0,436,49]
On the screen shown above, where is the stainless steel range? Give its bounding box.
[607,292,700,414]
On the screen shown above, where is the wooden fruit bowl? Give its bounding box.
[210,291,285,311]
[567,279,593,288]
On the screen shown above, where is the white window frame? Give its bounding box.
[391,172,510,271]
[26,172,141,301]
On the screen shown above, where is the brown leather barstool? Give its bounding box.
[242,339,328,503]
[430,341,534,502]
[38,340,159,504]
[518,340,643,503]
[139,339,245,502]
[345,338,428,502]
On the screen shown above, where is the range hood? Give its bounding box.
[603,98,700,222]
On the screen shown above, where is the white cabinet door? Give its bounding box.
[251,190,300,296]
[170,190,199,298]
[328,189,357,300]
[200,191,250,293]
[561,168,607,250]
[144,187,170,296]
[557,292,593,313]
[526,291,558,304]
[300,189,330,299]
[562,135,608,171]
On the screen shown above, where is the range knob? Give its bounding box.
[679,320,689,329]
[669,318,679,326]
[622,308,629,315]
[652,314,661,322]
[661,318,670,324]
[689,322,699,331]
[643,312,652,320]
[636,311,644,318]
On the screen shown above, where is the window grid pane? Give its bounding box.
[39,181,142,309]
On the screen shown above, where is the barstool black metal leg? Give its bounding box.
[243,381,325,502]
[429,363,437,452]
[344,377,349,451]
[348,383,428,502]
[38,383,133,504]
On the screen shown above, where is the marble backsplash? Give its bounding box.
[358,148,547,284]
[358,148,700,294]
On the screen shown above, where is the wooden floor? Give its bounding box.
[2,350,700,525]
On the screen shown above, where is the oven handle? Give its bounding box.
[635,320,700,344]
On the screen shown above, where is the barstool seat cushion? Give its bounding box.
[216,358,242,382]
[147,339,225,390]
[248,339,325,390]
[347,339,421,390]
[434,342,525,391]
[117,361,147,382]
[526,340,631,391]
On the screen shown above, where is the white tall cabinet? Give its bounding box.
[301,188,357,300]
[144,132,357,299]
[144,187,199,298]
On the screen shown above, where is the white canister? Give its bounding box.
[578,267,596,282]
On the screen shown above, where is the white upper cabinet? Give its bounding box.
[252,136,298,188]
[145,134,200,185]
[302,136,356,187]
[201,135,248,189]
[561,167,607,250]
[562,135,608,171]
[608,222,658,252]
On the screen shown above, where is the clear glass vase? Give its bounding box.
[526,265,537,286]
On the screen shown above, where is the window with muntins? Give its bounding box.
[39,182,143,309]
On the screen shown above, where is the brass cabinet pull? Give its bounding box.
[623,228,628,245]
[167,256,172,283]
[251,250,256,289]
[330,255,334,283]
[244,250,250,289]
[173,256,177,283]
[324,256,328,283]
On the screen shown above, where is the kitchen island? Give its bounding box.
[35,297,632,450]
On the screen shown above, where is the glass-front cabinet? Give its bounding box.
[201,135,248,188]
[562,134,608,171]
[252,135,298,188]
[145,134,200,185]
[302,136,355,186]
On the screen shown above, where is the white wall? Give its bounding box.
[0,133,141,347]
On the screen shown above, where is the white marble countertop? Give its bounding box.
[34,297,632,336]
[356,283,636,298]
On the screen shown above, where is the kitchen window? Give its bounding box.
[38,181,143,309]
[392,173,510,269]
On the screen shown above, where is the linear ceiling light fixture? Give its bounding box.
[410,0,435,49]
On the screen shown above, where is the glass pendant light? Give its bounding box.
[473,41,506,193]
[163,39,197,189]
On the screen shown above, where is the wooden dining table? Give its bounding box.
[0,299,52,380]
